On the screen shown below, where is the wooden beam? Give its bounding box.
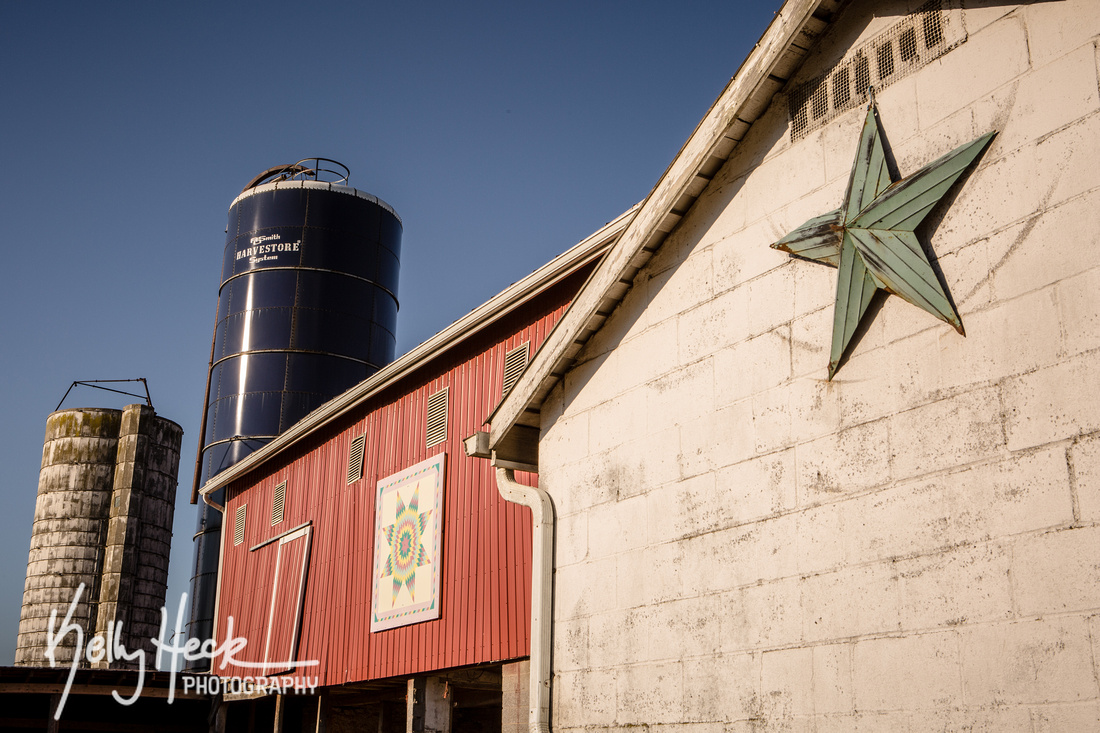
[491,425,540,467]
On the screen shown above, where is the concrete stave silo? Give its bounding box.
[16,404,182,668]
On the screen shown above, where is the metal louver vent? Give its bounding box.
[426,388,449,448]
[271,481,286,526]
[234,505,246,546]
[789,0,965,140]
[502,342,531,397]
[347,434,366,485]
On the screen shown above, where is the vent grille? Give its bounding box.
[426,388,449,448]
[271,481,286,526]
[347,434,366,485]
[789,0,965,140]
[502,342,531,397]
[234,505,246,546]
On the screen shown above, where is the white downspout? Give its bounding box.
[493,459,553,733]
[201,490,226,670]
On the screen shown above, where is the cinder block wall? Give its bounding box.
[540,1,1100,729]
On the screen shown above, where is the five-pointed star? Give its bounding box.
[772,104,995,379]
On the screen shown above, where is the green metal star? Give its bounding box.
[772,103,995,379]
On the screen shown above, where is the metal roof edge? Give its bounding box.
[229,180,402,224]
[487,0,840,459]
[198,204,639,496]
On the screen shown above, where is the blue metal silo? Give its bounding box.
[187,159,401,651]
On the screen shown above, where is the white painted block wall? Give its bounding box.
[540,0,1100,729]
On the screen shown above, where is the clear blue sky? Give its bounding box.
[0,1,783,664]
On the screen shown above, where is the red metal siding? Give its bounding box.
[215,292,568,686]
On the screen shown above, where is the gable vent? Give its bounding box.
[271,481,286,526]
[502,342,531,397]
[426,388,449,448]
[789,0,965,140]
[347,434,366,485]
[234,505,246,546]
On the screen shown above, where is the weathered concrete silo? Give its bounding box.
[15,403,183,668]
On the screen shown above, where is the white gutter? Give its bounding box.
[493,459,552,733]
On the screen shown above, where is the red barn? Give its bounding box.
[198,212,629,731]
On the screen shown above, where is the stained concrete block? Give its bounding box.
[616,317,680,391]
[1030,703,1100,732]
[736,133,827,225]
[588,608,651,668]
[890,385,1006,478]
[1012,526,1100,616]
[812,644,853,716]
[645,248,714,326]
[795,419,891,505]
[553,617,588,672]
[962,616,1097,706]
[1058,266,1100,361]
[539,411,589,468]
[938,286,1063,391]
[935,115,1095,251]
[991,43,1100,155]
[1069,433,1100,524]
[896,542,1014,629]
[746,266,796,337]
[986,188,1100,305]
[936,236,994,313]
[907,705,1033,732]
[678,291,749,366]
[615,661,684,725]
[709,219,791,298]
[787,373,843,443]
[790,306,834,380]
[796,500,850,576]
[853,631,962,711]
[914,14,1030,130]
[802,562,899,643]
[836,329,944,425]
[1024,0,1100,68]
[1005,354,1100,451]
[500,660,529,733]
[561,349,618,416]
[719,578,803,654]
[761,647,814,717]
[646,358,715,428]
[616,541,682,609]
[553,557,616,621]
[645,595,722,662]
[678,400,754,479]
[554,511,588,567]
[752,387,793,455]
[538,452,615,517]
[955,446,1074,541]
[552,668,616,727]
[598,428,680,501]
[714,449,797,527]
[586,493,648,559]
[588,389,648,455]
[676,514,799,595]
